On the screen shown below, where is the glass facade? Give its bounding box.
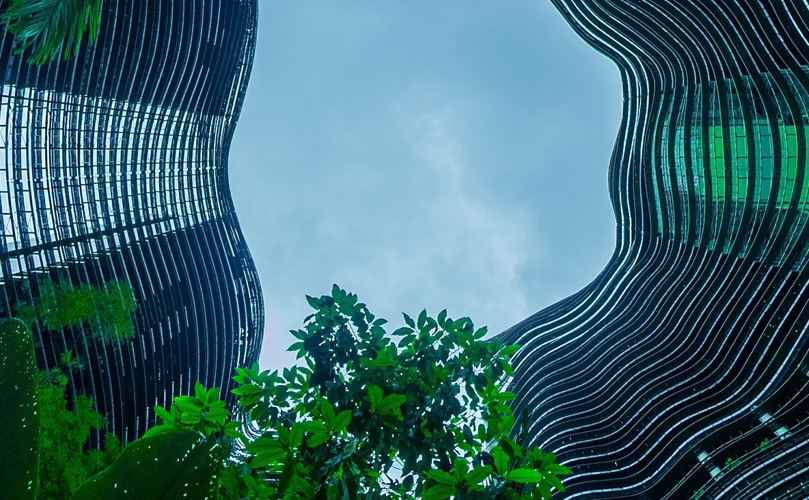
[0,0,263,443]
[503,0,809,498]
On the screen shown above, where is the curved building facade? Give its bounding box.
[0,0,263,443]
[502,0,809,498]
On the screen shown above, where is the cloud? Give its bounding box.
[232,0,623,372]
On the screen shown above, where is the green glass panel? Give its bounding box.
[672,124,809,209]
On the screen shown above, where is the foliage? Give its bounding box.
[141,383,262,499]
[0,319,120,499]
[70,429,221,500]
[19,279,137,341]
[144,381,243,441]
[0,319,39,500]
[5,285,568,499]
[0,0,102,65]
[37,366,120,498]
[149,285,570,499]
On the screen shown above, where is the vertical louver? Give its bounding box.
[0,0,263,444]
[502,0,809,498]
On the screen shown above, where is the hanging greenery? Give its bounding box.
[0,0,102,65]
[16,280,137,342]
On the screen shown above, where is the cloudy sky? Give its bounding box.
[229,1,622,371]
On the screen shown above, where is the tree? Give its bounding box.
[149,285,571,499]
[1,0,102,65]
[1,285,571,499]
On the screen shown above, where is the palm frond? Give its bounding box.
[1,0,102,66]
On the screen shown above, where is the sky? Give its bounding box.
[229,1,623,371]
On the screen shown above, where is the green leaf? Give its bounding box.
[223,421,243,439]
[333,410,351,432]
[417,310,428,330]
[544,463,572,475]
[402,313,416,329]
[495,391,516,402]
[142,424,174,439]
[392,326,413,337]
[153,405,174,425]
[340,439,358,460]
[231,384,263,396]
[321,400,337,429]
[545,472,566,492]
[205,407,229,426]
[437,309,448,327]
[499,344,521,357]
[465,465,492,486]
[247,438,285,468]
[365,346,397,368]
[306,295,320,309]
[251,449,285,469]
[204,387,219,405]
[507,468,543,483]
[287,341,305,352]
[289,424,304,448]
[367,385,383,412]
[70,430,219,499]
[493,447,509,475]
[377,394,407,414]
[422,483,456,500]
[194,382,205,400]
[297,421,327,433]
[172,398,202,415]
[246,437,283,455]
[278,460,296,492]
[499,437,523,459]
[307,430,330,448]
[425,470,457,485]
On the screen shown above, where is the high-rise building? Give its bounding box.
[0,0,263,443]
[503,0,809,497]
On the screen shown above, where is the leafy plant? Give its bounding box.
[188,285,571,499]
[17,279,137,341]
[1,282,127,499]
[144,381,243,441]
[143,385,263,499]
[0,319,39,500]
[11,285,568,499]
[0,0,102,65]
[37,366,120,498]
[0,320,120,500]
